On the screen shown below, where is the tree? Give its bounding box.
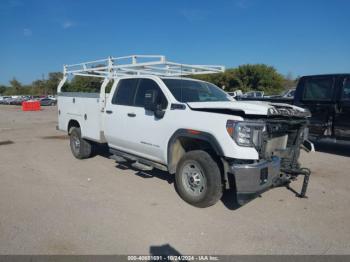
[231,64,284,94]
[3,78,24,95]
[190,64,284,94]
[0,85,8,95]
[65,75,102,93]
[47,72,63,94]
[31,80,46,95]
[9,78,23,94]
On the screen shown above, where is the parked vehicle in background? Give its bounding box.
[227,90,243,98]
[293,74,350,144]
[281,88,296,98]
[31,96,42,101]
[12,96,31,105]
[236,74,350,145]
[266,89,296,99]
[3,97,17,105]
[57,55,313,208]
[48,95,57,100]
[242,91,264,98]
[40,97,57,106]
[0,95,59,106]
[0,96,11,104]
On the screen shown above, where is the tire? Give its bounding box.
[69,127,92,159]
[175,150,223,208]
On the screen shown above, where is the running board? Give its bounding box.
[109,154,127,162]
[109,148,168,171]
[131,161,153,171]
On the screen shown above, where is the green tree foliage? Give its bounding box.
[47,72,64,94]
[0,85,8,95]
[31,79,46,95]
[191,64,285,94]
[63,75,102,92]
[233,64,285,94]
[62,64,107,93]
[10,78,22,92]
[1,74,65,95]
[3,78,25,95]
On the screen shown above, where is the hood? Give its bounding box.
[187,101,310,117]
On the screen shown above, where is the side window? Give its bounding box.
[112,79,138,105]
[302,77,334,101]
[341,78,350,101]
[134,79,168,109]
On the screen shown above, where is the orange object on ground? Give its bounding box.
[22,101,41,111]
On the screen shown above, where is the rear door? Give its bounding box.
[334,77,350,140]
[296,76,336,137]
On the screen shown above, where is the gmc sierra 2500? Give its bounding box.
[57,55,313,208]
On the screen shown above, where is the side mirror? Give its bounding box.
[144,90,158,112]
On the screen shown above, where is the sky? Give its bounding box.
[0,0,349,85]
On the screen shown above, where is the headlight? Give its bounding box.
[226,120,266,147]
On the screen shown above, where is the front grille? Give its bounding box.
[260,120,307,170]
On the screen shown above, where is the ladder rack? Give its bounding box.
[63,55,225,78]
[57,55,225,111]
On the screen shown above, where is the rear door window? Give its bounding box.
[302,77,334,101]
[112,79,138,105]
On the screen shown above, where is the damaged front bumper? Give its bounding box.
[229,156,311,205]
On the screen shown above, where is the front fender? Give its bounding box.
[167,129,224,174]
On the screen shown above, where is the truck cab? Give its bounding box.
[294,74,350,143]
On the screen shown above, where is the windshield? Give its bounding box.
[162,79,231,103]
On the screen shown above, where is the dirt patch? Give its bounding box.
[0,140,14,146]
[41,135,69,140]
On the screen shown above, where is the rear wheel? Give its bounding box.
[175,150,223,208]
[69,127,92,159]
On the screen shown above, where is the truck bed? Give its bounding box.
[57,92,105,142]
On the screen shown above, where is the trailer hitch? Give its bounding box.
[282,168,311,198]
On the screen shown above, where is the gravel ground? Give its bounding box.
[0,105,350,255]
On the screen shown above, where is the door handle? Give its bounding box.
[106,110,113,114]
[127,113,136,117]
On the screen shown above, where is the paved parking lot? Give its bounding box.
[0,105,350,255]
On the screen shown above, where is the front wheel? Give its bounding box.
[69,127,93,159]
[175,150,223,208]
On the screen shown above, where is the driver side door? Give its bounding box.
[120,78,170,164]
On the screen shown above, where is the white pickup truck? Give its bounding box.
[57,55,313,208]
